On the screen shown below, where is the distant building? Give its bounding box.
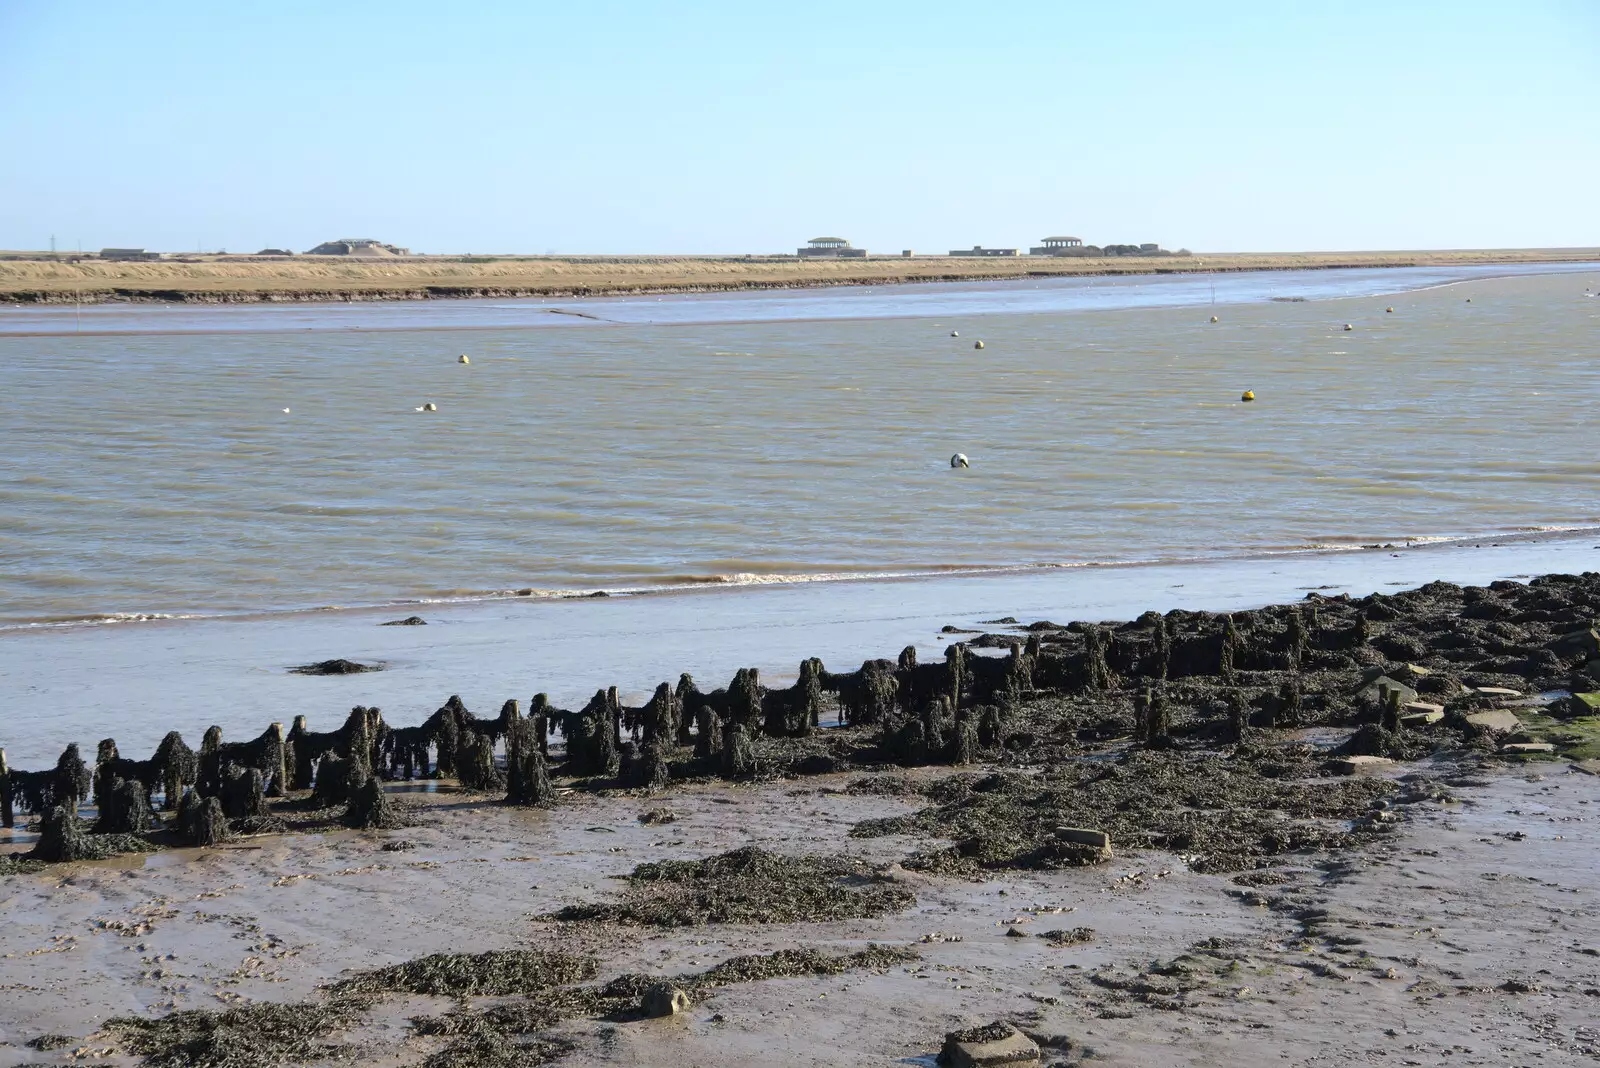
[797,237,866,258]
[255,248,294,256]
[99,248,162,261]
[949,246,1018,257]
[304,238,410,257]
[1029,236,1084,256]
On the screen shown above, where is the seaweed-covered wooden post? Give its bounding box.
[95,777,154,834]
[178,789,229,847]
[693,693,720,761]
[30,805,92,863]
[949,702,977,765]
[793,658,824,738]
[1226,689,1248,743]
[222,766,272,822]
[530,693,552,757]
[921,695,949,755]
[1147,689,1171,745]
[1280,679,1303,728]
[0,748,12,829]
[1084,626,1113,691]
[153,731,196,811]
[721,668,760,777]
[93,739,120,812]
[1351,610,1370,649]
[1133,688,1151,742]
[199,726,224,797]
[674,675,698,746]
[638,683,674,788]
[945,644,968,714]
[896,646,919,716]
[1023,634,1041,689]
[1152,615,1171,681]
[265,721,289,797]
[1381,687,1402,732]
[1219,616,1241,682]
[287,716,315,789]
[505,717,556,807]
[1286,609,1309,670]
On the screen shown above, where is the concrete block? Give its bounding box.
[1474,686,1522,697]
[1464,709,1521,733]
[1054,827,1110,850]
[1500,742,1555,754]
[1331,755,1393,775]
[1401,702,1444,727]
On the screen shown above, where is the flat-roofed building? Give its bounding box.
[949,246,1018,257]
[1029,236,1084,256]
[797,237,866,258]
[99,248,163,261]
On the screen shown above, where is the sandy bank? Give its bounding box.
[3,248,1598,304]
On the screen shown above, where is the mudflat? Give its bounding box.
[3,247,1599,303]
[3,572,1599,1066]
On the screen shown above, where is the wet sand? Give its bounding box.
[2,755,1596,1066]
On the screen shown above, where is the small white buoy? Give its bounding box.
[973,340,984,350]
[281,408,291,414]
[950,331,960,337]
[1210,315,1219,323]
[1343,323,1353,331]
[458,354,470,364]
[416,402,437,412]
[950,453,970,469]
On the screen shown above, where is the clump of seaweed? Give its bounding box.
[854,746,1394,874]
[547,845,915,926]
[333,949,598,998]
[103,993,373,1068]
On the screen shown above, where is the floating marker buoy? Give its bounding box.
[973,340,984,350]
[1385,306,1394,313]
[1343,323,1353,331]
[417,402,437,412]
[1465,298,1471,303]
[1240,390,1255,402]
[950,331,960,337]
[281,408,291,414]
[950,453,970,469]
[1210,315,1219,323]
[458,354,470,364]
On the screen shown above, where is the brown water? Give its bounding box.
[2,265,1598,627]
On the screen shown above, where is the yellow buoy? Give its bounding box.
[1210,315,1219,323]
[1241,390,1256,402]
[458,354,470,364]
[1385,306,1394,313]
[974,340,985,350]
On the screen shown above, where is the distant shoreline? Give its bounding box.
[2,247,1596,305]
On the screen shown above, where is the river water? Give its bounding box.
[4,262,1597,627]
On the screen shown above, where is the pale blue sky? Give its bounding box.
[2,1,1596,255]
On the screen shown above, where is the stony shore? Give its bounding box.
[2,572,1598,1066]
[2,248,1597,304]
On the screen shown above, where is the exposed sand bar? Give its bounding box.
[2,533,1594,768]
[4,247,1599,303]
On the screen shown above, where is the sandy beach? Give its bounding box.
[3,248,1598,304]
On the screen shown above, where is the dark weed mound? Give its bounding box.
[334,950,597,998]
[290,659,380,675]
[104,994,372,1068]
[855,745,1394,874]
[548,845,915,926]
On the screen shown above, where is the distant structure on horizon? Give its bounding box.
[949,245,1018,257]
[305,238,410,257]
[796,237,866,258]
[1030,236,1168,257]
[99,248,162,261]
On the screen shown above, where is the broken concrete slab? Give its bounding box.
[1570,758,1600,775]
[939,1022,1041,1067]
[1331,755,1394,775]
[1401,702,1445,727]
[1464,709,1522,733]
[1054,827,1110,850]
[1475,686,1523,697]
[1501,742,1556,755]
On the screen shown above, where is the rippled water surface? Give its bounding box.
[3,264,1598,625]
